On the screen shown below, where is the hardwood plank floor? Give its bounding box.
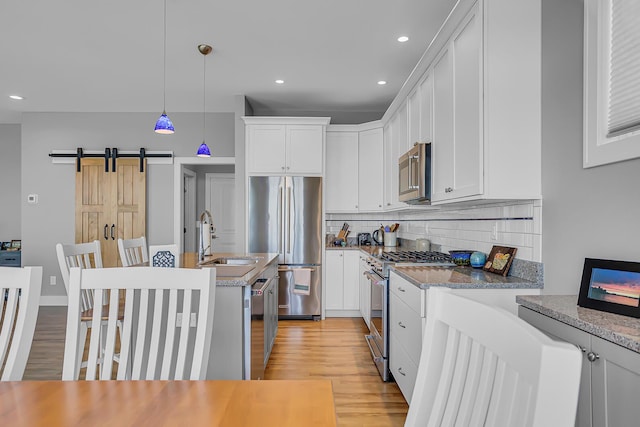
[22,308,408,425]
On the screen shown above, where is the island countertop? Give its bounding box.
[181,252,279,286]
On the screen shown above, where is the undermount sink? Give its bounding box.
[198,257,261,277]
[210,257,260,265]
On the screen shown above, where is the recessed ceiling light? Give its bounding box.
[397,36,409,43]
[9,95,24,100]
[377,81,387,85]
[275,80,284,84]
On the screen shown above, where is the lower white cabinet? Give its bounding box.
[325,250,360,314]
[359,254,371,328]
[519,306,640,427]
[388,271,426,403]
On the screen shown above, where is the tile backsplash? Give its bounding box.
[326,200,541,262]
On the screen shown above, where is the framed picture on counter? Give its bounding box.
[483,246,517,276]
[578,258,640,318]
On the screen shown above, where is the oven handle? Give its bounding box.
[365,335,383,363]
[364,270,386,285]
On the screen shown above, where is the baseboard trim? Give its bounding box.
[325,309,361,318]
[39,295,68,306]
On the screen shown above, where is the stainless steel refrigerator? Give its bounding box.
[248,176,322,319]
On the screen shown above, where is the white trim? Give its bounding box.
[39,295,68,306]
[242,116,330,126]
[326,121,383,133]
[173,157,235,253]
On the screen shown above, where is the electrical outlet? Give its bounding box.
[49,275,56,285]
[176,313,183,327]
[27,194,38,204]
[190,313,197,327]
[491,222,498,240]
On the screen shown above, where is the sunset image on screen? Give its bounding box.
[588,268,640,307]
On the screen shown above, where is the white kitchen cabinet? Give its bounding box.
[519,306,640,427]
[359,254,371,329]
[244,117,330,176]
[383,117,403,210]
[357,128,384,211]
[388,271,426,403]
[418,71,433,145]
[325,124,383,213]
[432,6,482,202]
[325,131,359,212]
[325,250,360,315]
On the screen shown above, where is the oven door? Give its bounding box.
[364,270,389,381]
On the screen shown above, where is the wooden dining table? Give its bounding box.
[0,379,337,426]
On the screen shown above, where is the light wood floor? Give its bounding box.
[23,308,408,426]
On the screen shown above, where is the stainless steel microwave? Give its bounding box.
[398,142,431,204]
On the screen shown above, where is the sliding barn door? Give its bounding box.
[76,158,146,267]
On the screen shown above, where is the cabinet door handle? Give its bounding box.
[398,287,406,292]
[397,367,406,376]
[104,224,109,240]
[110,224,115,240]
[587,351,600,362]
[577,345,587,353]
[398,321,406,328]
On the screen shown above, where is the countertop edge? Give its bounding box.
[516,295,640,354]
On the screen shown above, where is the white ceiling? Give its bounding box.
[0,0,457,125]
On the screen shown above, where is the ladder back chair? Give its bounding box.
[56,241,123,376]
[405,288,582,427]
[62,266,217,381]
[149,244,179,268]
[0,266,42,381]
[117,236,149,267]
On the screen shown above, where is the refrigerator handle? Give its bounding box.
[287,185,293,253]
[278,184,284,254]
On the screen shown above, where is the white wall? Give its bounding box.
[20,112,234,301]
[540,0,640,295]
[0,124,21,241]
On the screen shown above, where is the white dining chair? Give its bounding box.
[149,244,179,268]
[62,266,217,381]
[405,288,582,427]
[117,236,149,267]
[0,266,42,381]
[56,241,123,377]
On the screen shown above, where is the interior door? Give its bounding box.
[76,158,146,267]
[205,173,236,253]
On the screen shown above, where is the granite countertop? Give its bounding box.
[392,265,542,290]
[182,252,279,287]
[516,295,640,353]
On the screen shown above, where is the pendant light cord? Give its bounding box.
[203,51,206,143]
[163,0,167,112]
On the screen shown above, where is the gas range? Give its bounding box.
[369,250,455,277]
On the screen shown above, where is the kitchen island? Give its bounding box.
[181,252,279,380]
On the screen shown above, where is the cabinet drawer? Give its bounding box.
[0,251,21,267]
[390,335,419,404]
[389,292,423,365]
[389,272,422,315]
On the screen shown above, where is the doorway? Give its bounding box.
[173,157,236,254]
[183,168,197,252]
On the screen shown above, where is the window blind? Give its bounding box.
[607,0,640,136]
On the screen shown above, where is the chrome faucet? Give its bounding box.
[198,209,216,261]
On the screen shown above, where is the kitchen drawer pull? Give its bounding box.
[398,321,406,329]
[104,224,109,240]
[397,367,406,376]
[110,224,115,240]
[397,287,406,293]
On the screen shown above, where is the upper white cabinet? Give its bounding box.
[325,123,383,213]
[325,131,359,212]
[243,117,330,176]
[358,128,384,211]
[383,0,542,205]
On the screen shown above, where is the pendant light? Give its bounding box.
[196,44,213,157]
[154,0,174,134]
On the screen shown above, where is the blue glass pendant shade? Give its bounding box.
[197,142,211,157]
[154,112,175,134]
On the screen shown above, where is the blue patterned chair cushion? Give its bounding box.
[152,250,176,268]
